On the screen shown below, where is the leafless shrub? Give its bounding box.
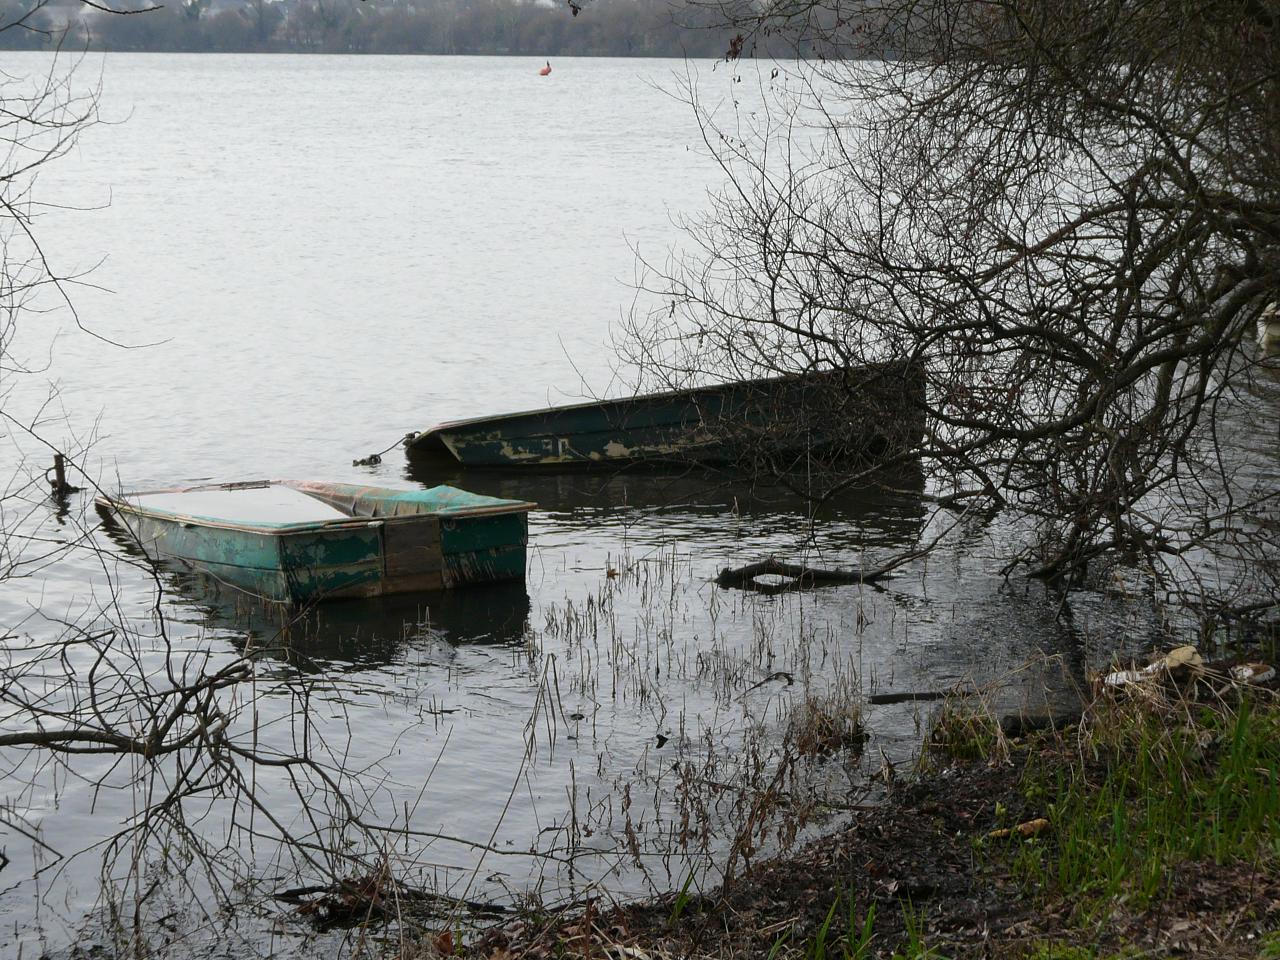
[0,15,462,953]
[623,0,1280,631]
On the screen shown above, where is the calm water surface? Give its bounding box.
[0,53,1245,958]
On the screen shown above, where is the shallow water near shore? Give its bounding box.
[0,52,1275,958]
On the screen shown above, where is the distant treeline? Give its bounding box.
[0,0,737,56]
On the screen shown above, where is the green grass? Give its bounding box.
[1022,944,1142,960]
[1023,945,1093,960]
[771,891,947,960]
[893,899,946,959]
[1004,693,1280,923]
[668,868,698,923]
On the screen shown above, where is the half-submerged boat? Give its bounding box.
[96,480,534,604]
[407,363,924,469]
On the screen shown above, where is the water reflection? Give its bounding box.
[405,451,929,550]
[196,582,533,671]
[111,457,933,675]
[98,512,533,669]
[108,456,930,674]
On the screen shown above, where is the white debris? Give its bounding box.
[1102,645,1205,687]
[1230,663,1276,685]
[1103,669,1148,687]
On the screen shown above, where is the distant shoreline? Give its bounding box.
[0,0,739,60]
[0,47,727,57]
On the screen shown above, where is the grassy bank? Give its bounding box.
[460,658,1279,958]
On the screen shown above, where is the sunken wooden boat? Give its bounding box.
[407,362,924,469]
[96,480,534,603]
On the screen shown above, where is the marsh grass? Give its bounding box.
[787,693,867,760]
[920,694,1008,766]
[1005,685,1280,923]
[524,540,877,898]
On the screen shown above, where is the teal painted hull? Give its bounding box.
[98,481,533,604]
[408,363,924,469]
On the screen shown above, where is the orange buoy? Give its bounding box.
[539,61,552,76]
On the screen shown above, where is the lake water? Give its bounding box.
[0,53,1262,958]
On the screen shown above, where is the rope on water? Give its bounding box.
[353,432,417,467]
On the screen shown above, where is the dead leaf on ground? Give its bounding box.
[986,818,1050,841]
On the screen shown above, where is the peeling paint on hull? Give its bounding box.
[409,363,925,469]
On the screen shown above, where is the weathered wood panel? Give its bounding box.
[382,517,443,578]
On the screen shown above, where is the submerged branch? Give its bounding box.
[715,557,894,594]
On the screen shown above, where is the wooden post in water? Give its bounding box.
[49,453,79,498]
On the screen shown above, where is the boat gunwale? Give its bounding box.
[409,363,914,446]
[95,481,535,537]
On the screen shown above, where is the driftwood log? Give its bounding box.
[866,691,950,705]
[277,878,507,924]
[714,557,894,595]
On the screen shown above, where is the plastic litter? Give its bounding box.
[1230,663,1276,685]
[1102,668,1148,687]
[1102,645,1204,687]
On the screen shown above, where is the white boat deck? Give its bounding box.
[131,485,351,524]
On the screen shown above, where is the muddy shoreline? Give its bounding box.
[458,663,1280,959]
